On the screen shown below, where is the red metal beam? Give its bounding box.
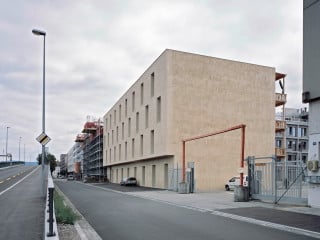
[182,124,246,184]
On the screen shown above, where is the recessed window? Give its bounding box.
[140,134,144,156]
[122,122,124,140]
[114,146,116,162]
[132,91,135,112]
[132,138,135,158]
[125,99,128,117]
[136,112,139,133]
[128,118,131,137]
[157,96,161,122]
[140,83,144,105]
[119,104,122,122]
[112,130,114,144]
[125,141,128,160]
[151,72,155,97]
[107,133,110,146]
[145,105,149,128]
[109,148,112,162]
[114,109,116,125]
[116,126,119,142]
[109,115,112,129]
[150,130,154,154]
[119,144,121,161]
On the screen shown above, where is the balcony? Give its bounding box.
[275,93,287,107]
[275,147,286,158]
[275,120,286,132]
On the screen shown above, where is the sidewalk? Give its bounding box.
[123,189,320,237]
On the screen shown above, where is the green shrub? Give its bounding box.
[54,190,78,224]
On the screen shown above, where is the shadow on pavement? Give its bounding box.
[89,182,165,192]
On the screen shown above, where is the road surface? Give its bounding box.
[0,165,44,240]
[56,180,316,240]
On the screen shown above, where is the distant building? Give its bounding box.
[275,108,309,162]
[103,49,285,192]
[59,154,67,176]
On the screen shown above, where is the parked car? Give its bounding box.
[225,175,248,191]
[120,177,138,186]
[67,175,74,181]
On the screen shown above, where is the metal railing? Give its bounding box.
[44,170,59,239]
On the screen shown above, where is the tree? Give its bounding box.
[37,152,57,174]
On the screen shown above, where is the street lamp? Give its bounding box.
[6,127,9,162]
[32,28,46,197]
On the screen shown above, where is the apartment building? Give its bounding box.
[276,108,308,162]
[103,49,282,192]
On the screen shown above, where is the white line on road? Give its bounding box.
[0,166,39,196]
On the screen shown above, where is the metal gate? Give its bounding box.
[247,156,307,204]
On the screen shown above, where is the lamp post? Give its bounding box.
[6,127,9,162]
[32,28,46,197]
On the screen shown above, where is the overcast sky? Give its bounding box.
[0,0,304,162]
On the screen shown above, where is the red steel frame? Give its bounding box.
[182,124,246,185]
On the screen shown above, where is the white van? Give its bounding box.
[225,175,248,191]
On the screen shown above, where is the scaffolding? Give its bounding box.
[81,118,104,181]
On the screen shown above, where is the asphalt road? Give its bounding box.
[0,165,36,193]
[55,181,316,240]
[0,166,44,240]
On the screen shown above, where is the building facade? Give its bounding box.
[276,108,309,162]
[103,49,282,192]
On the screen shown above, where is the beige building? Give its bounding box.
[103,49,282,192]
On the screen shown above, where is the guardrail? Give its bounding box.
[44,170,59,239]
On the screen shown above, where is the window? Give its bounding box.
[107,133,110,146]
[106,150,108,163]
[109,115,112,128]
[105,119,108,131]
[134,167,137,178]
[150,130,154,154]
[145,105,149,128]
[132,138,135,158]
[125,141,128,160]
[114,109,116,125]
[119,144,121,161]
[128,118,131,137]
[140,134,143,156]
[112,130,114,144]
[140,83,144,105]
[132,91,135,112]
[157,96,161,122]
[151,72,155,97]
[136,112,139,133]
[119,105,122,122]
[109,148,112,163]
[122,122,124,140]
[114,146,116,162]
[116,126,119,142]
[125,99,128,117]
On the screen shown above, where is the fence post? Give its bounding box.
[273,156,277,204]
[46,173,56,237]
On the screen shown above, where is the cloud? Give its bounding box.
[0,0,304,161]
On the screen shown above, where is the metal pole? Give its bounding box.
[41,34,46,197]
[6,127,9,162]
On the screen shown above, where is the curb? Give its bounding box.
[54,184,102,240]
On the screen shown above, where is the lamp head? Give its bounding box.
[32,29,46,36]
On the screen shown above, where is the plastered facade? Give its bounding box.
[103,49,276,191]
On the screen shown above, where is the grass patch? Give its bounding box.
[54,189,78,225]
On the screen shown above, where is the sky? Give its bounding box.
[0,0,304,162]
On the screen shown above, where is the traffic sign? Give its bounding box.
[36,132,51,146]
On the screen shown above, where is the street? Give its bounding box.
[55,180,316,240]
[0,165,44,240]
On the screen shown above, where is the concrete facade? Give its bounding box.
[103,49,277,192]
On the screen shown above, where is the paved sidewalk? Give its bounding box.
[122,189,320,237]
